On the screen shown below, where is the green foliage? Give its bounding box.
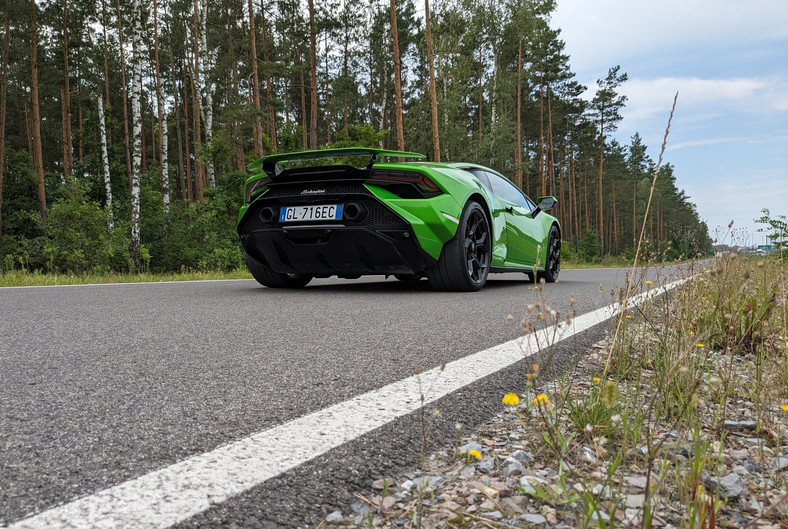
[579,230,601,262]
[755,208,787,251]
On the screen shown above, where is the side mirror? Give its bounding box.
[536,196,557,211]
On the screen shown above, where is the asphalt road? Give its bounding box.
[0,267,686,528]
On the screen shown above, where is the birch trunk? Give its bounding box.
[130,0,143,272]
[97,95,113,232]
[153,0,169,211]
[117,0,132,190]
[61,0,74,188]
[199,0,214,187]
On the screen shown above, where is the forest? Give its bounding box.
[0,0,713,275]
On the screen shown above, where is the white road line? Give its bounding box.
[6,278,687,529]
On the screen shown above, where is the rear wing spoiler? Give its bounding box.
[247,148,426,176]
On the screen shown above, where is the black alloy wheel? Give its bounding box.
[428,201,491,291]
[540,225,560,283]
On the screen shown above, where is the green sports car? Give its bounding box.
[237,148,560,291]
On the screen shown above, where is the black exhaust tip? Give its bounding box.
[260,207,277,223]
[343,202,367,222]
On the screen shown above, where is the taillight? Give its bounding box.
[368,170,442,198]
[245,177,270,203]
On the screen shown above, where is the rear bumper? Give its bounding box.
[240,225,436,276]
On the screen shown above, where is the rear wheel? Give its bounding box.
[246,254,312,288]
[427,201,490,292]
[538,225,560,283]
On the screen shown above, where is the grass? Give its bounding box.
[0,268,253,287]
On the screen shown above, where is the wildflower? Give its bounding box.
[593,377,601,383]
[533,364,540,372]
[690,330,695,336]
[502,393,520,406]
[506,313,514,321]
[533,393,551,406]
[646,280,652,285]
[781,405,788,414]
[626,315,632,319]
[601,381,619,407]
[697,343,705,348]
[526,373,533,380]
[469,449,482,460]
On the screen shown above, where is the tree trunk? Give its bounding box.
[390,0,404,152]
[514,38,521,188]
[248,0,263,156]
[324,33,331,144]
[425,0,439,161]
[130,0,143,273]
[298,52,308,150]
[597,128,605,256]
[546,85,555,196]
[260,0,276,150]
[0,0,9,238]
[61,0,74,189]
[308,0,318,149]
[199,0,214,187]
[117,0,132,190]
[101,0,110,109]
[30,0,46,219]
[153,0,169,211]
[183,74,193,202]
[97,95,113,232]
[191,0,204,201]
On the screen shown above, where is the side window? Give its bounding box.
[468,169,493,191]
[488,173,529,208]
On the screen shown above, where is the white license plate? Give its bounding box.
[279,204,344,222]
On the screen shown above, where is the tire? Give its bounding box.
[427,201,491,292]
[246,254,312,288]
[538,225,561,283]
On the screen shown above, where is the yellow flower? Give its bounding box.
[646,280,652,285]
[526,373,533,380]
[781,405,788,413]
[533,364,540,372]
[593,377,601,383]
[533,393,551,406]
[690,330,695,336]
[502,393,520,406]
[469,449,482,459]
[697,343,705,348]
[626,315,632,319]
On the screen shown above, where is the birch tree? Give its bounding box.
[97,95,113,232]
[130,0,143,272]
[199,0,214,187]
[153,0,169,210]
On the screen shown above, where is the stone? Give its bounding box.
[482,511,503,520]
[501,456,525,478]
[478,456,496,473]
[459,441,483,454]
[350,502,370,515]
[732,465,750,476]
[722,421,758,431]
[372,478,391,490]
[400,479,414,491]
[581,446,597,464]
[626,494,645,508]
[499,496,530,514]
[512,450,535,465]
[325,511,344,523]
[770,456,788,471]
[519,513,547,526]
[706,473,746,499]
[624,475,648,489]
[381,496,396,510]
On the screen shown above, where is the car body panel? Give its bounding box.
[237,148,559,287]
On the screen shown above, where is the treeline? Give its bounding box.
[0,0,712,274]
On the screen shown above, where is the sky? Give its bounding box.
[551,0,788,247]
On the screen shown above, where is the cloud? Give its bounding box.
[552,0,788,74]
